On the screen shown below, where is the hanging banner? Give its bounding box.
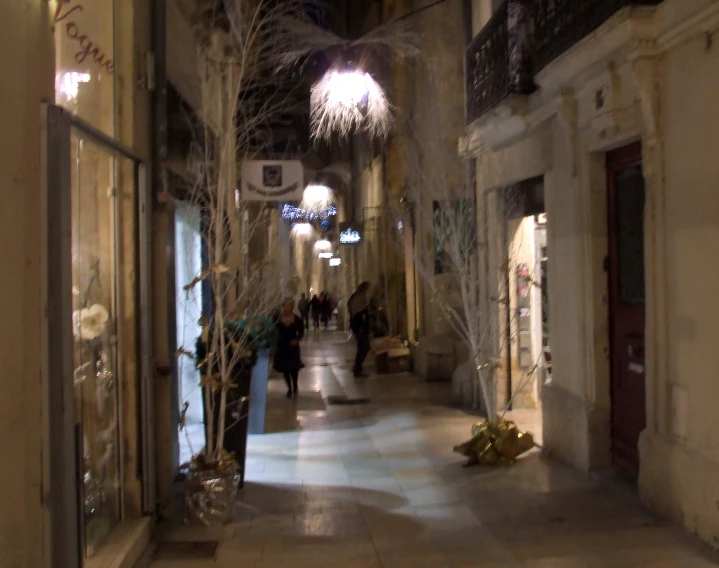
[241,160,303,201]
[339,222,362,245]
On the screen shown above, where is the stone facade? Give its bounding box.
[466,0,719,546]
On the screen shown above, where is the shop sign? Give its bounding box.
[54,1,115,74]
[329,258,341,266]
[339,222,361,244]
[241,161,303,201]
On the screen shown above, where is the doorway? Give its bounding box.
[502,177,550,411]
[606,141,646,479]
[175,204,205,465]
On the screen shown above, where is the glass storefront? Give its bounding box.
[70,137,129,557]
[52,0,147,560]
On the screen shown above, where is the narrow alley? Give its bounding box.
[152,332,719,568]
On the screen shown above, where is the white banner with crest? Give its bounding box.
[241,160,304,201]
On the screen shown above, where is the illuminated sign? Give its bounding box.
[329,258,341,267]
[318,252,333,259]
[339,227,361,244]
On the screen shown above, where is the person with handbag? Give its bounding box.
[273,297,305,398]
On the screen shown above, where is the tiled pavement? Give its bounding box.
[152,329,719,567]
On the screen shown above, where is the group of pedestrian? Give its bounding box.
[297,291,335,331]
[272,283,373,400]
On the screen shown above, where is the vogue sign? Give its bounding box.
[54,1,115,74]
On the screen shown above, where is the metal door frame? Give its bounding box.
[41,103,155,567]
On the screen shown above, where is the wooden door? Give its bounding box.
[607,142,646,479]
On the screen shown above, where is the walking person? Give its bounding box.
[310,294,321,331]
[348,282,371,377]
[321,291,332,329]
[298,293,310,329]
[273,297,305,398]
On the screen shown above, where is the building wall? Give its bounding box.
[639,5,719,543]
[345,0,465,341]
[0,2,54,565]
[468,0,719,545]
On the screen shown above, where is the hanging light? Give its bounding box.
[291,223,315,241]
[313,239,332,254]
[301,184,334,211]
[310,67,391,141]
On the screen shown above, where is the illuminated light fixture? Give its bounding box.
[310,68,391,141]
[301,184,334,210]
[339,227,361,244]
[318,252,333,259]
[291,223,315,241]
[282,204,337,221]
[313,239,332,254]
[329,258,342,267]
[57,72,91,102]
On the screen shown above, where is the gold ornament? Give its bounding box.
[454,419,535,467]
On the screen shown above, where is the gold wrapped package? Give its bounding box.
[453,420,535,466]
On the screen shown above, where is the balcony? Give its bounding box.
[466,0,664,125]
[532,0,663,72]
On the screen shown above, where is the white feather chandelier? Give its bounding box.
[310,69,391,141]
[301,184,334,211]
[290,222,315,241]
[313,239,332,254]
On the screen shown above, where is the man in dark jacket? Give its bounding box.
[348,281,371,377]
[298,293,310,329]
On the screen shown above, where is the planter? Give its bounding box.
[248,349,270,435]
[201,366,252,487]
[184,462,241,526]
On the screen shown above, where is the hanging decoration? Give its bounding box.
[318,252,333,259]
[301,184,334,211]
[310,67,391,141]
[313,239,332,254]
[290,222,316,241]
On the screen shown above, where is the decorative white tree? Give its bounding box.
[390,90,547,426]
[175,0,332,470]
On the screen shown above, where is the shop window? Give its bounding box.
[54,0,115,136]
[71,136,132,557]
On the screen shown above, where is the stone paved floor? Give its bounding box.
[152,330,719,567]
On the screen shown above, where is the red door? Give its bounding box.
[607,142,646,479]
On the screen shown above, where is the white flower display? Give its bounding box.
[73,304,110,341]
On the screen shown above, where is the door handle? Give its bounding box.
[628,345,644,358]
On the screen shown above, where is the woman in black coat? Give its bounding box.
[274,297,305,398]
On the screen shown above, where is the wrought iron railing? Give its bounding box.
[531,0,663,72]
[466,1,534,124]
[466,0,663,124]
[466,3,509,124]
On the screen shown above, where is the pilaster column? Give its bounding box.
[632,52,667,437]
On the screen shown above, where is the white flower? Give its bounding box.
[73,304,110,341]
